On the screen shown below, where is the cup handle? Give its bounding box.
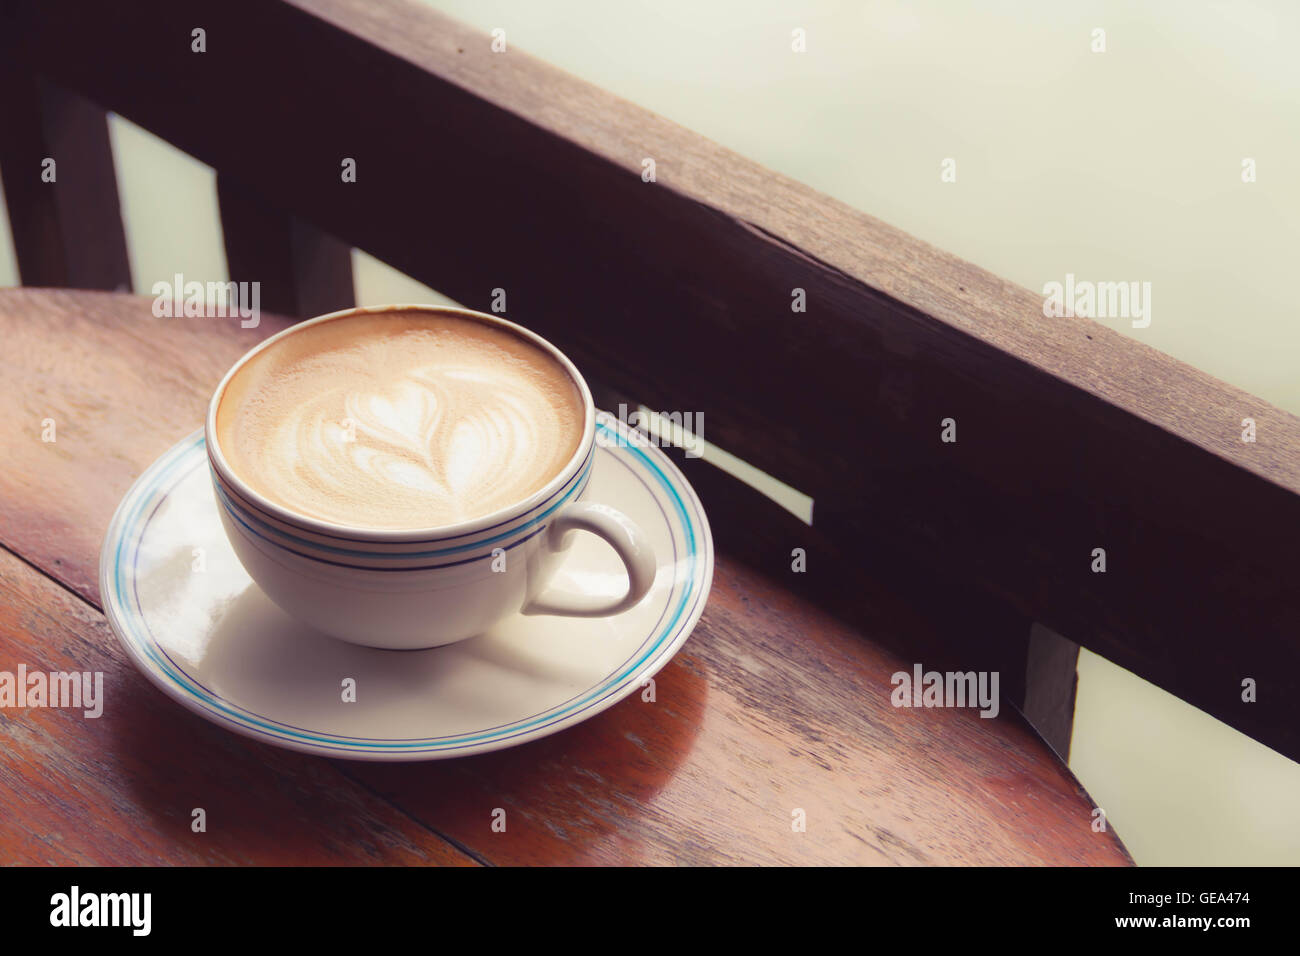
[521,501,657,617]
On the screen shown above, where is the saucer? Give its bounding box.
[99,412,713,760]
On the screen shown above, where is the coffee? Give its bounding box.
[215,310,586,530]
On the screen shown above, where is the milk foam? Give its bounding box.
[216,312,585,529]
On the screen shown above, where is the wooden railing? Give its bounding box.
[3,0,1299,762]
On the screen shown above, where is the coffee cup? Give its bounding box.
[204,304,657,650]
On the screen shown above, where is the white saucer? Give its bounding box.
[99,412,713,761]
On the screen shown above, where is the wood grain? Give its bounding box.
[0,289,1131,865]
[13,0,1299,759]
[0,547,476,865]
[347,556,1119,865]
[0,289,294,605]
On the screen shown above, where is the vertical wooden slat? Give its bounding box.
[1020,624,1081,759]
[0,62,62,286]
[0,37,131,290]
[217,174,354,319]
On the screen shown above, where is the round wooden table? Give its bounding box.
[0,288,1131,865]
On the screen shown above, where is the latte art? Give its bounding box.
[216,312,586,529]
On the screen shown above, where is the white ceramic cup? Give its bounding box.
[205,304,657,650]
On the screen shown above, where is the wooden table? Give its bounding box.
[0,288,1132,865]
